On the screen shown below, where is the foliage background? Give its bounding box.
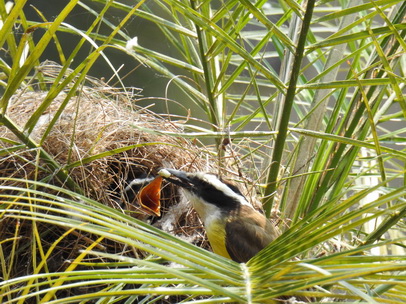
[0,0,405,303]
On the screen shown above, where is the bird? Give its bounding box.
[123,174,162,217]
[158,168,280,263]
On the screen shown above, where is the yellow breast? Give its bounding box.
[205,219,231,260]
[189,194,232,259]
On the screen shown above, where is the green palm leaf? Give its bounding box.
[1,0,405,302]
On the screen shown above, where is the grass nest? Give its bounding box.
[0,62,210,209]
[0,62,215,299]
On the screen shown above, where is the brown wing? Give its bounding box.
[225,205,280,263]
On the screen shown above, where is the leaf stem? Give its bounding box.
[263,0,316,217]
[190,0,219,129]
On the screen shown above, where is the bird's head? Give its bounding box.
[158,168,279,263]
[158,168,252,220]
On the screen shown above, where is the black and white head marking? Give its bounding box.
[159,169,251,211]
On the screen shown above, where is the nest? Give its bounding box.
[0,69,209,211]
[0,62,216,288]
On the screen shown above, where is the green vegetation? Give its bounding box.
[1,0,405,303]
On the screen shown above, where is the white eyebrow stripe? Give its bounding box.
[193,172,253,207]
[125,177,154,191]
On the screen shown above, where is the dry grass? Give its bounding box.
[1,61,209,214]
[0,63,215,290]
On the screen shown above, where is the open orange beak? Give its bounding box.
[136,176,162,216]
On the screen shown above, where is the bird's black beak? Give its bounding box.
[158,168,193,190]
